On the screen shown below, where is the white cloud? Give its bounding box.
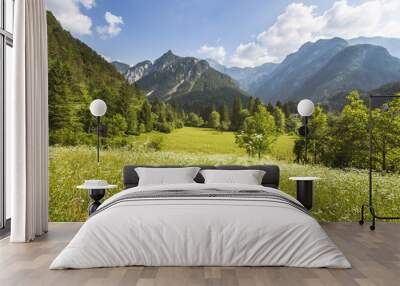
[197,45,226,64]
[46,0,94,35]
[80,0,95,9]
[230,42,277,68]
[229,0,400,67]
[96,12,124,39]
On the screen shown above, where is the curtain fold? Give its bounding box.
[9,0,49,242]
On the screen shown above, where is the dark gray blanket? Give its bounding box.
[91,189,308,217]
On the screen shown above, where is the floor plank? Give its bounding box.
[0,222,399,286]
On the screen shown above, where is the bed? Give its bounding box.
[50,165,351,269]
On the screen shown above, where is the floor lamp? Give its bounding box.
[89,99,107,163]
[297,99,315,163]
[359,94,400,230]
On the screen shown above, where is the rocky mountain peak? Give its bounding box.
[156,50,178,64]
[124,60,153,83]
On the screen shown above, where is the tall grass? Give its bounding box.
[49,145,400,222]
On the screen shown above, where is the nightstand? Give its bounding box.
[77,183,117,215]
[289,177,320,210]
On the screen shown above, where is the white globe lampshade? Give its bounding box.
[90,99,107,117]
[297,99,315,117]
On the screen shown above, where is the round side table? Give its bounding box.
[77,184,117,215]
[289,177,320,210]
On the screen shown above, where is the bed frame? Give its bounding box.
[123,165,280,189]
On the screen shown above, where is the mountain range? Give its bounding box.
[113,51,248,114]
[114,36,400,109]
[252,38,400,104]
[211,37,400,106]
[251,37,350,103]
[206,59,278,91]
[296,44,400,103]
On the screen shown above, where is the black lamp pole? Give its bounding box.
[96,116,100,163]
[304,116,309,164]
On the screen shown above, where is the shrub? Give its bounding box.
[154,122,174,133]
[147,136,164,151]
[186,112,204,127]
[175,120,184,128]
[104,136,129,148]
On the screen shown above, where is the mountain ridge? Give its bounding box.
[112,61,130,75]
[206,59,277,91]
[113,51,249,113]
[251,37,349,103]
[348,36,400,58]
[113,36,400,108]
[297,44,400,104]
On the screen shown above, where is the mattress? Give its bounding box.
[50,183,351,269]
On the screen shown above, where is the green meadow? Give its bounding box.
[135,127,296,160]
[49,127,400,223]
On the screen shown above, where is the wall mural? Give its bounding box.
[46,0,400,222]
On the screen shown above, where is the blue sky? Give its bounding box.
[47,0,400,67]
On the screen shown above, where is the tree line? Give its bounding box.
[192,96,298,133]
[294,91,400,172]
[230,90,400,173]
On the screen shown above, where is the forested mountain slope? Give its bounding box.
[47,11,145,143]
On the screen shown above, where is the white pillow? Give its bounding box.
[135,167,200,186]
[200,169,266,185]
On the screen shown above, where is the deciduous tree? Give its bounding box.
[235,106,276,158]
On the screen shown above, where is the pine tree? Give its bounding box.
[106,114,128,137]
[48,60,73,131]
[208,111,221,129]
[247,97,256,114]
[254,98,263,112]
[219,102,231,131]
[266,102,274,113]
[231,96,242,130]
[272,107,286,133]
[140,101,153,132]
[117,82,139,134]
[126,107,139,135]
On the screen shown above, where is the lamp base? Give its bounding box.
[88,189,105,215]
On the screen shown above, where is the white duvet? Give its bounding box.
[50,183,351,269]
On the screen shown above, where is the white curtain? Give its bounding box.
[8,0,49,242]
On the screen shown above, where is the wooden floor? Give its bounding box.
[0,222,399,286]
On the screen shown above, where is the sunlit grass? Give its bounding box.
[132,127,296,160]
[270,134,297,162]
[134,127,245,155]
[49,144,400,222]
